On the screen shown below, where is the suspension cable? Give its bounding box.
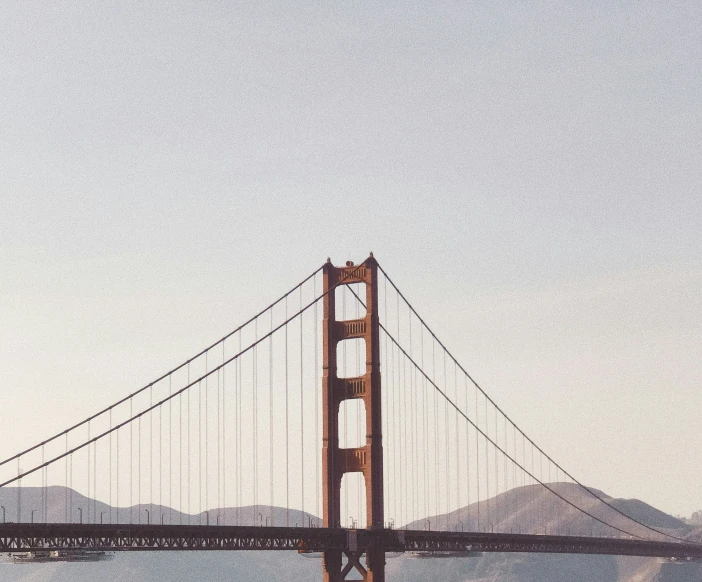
[0,266,324,468]
[0,263,364,490]
[348,277,691,543]
[375,266,692,544]
[383,323,643,538]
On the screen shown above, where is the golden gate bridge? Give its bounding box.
[1,255,700,581]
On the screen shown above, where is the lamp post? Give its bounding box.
[31,509,37,524]
[145,509,150,525]
[77,508,82,524]
[205,511,210,526]
[100,511,106,524]
[1,506,5,523]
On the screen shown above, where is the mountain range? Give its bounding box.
[1,484,700,582]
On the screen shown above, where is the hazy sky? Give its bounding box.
[1,2,700,517]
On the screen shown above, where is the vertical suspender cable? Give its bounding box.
[444,351,451,530]
[314,275,320,522]
[179,369,183,525]
[220,341,229,525]
[397,295,403,526]
[526,431,530,532]
[158,380,163,524]
[87,422,90,523]
[221,342,225,525]
[108,411,112,523]
[238,333,243,525]
[401,324,407,526]
[408,304,415,526]
[475,384,479,531]
[504,412,508,531]
[455,361,459,525]
[465,375,470,529]
[531,442,535,533]
[253,320,258,525]
[199,376,203,524]
[396,306,405,527]
[150,385,153,522]
[138,414,141,523]
[93,423,96,521]
[41,447,45,522]
[540,448,543,531]
[432,339,438,522]
[300,286,305,522]
[285,296,290,527]
[169,374,172,525]
[16,459,21,523]
[269,310,274,524]
[68,454,73,521]
[187,364,191,524]
[420,325,427,523]
[206,352,209,520]
[484,393,489,530]
[512,425,519,532]
[236,335,241,526]
[494,405,499,531]
[130,398,133,524]
[431,338,436,527]
[116,412,119,523]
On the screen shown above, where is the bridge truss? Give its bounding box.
[2,523,701,560]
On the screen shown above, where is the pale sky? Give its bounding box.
[1,2,701,517]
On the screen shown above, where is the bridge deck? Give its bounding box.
[0,524,700,559]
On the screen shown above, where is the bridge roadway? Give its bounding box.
[1,524,701,560]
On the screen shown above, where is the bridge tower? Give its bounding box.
[321,255,385,582]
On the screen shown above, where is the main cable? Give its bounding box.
[0,263,365,490]
[382,323,642,539]
[346,281,675,542]
[0,266,324,468]
[376,266,692,544]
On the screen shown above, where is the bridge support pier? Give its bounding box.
[323,550,343,582]
[365,547,386,582]
[322,548,385,582]
[322,256,385,582]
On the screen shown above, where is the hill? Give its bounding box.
[0,484,699,582]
